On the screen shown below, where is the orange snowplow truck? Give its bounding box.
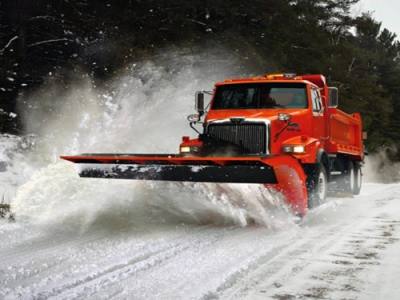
[62,74,364,216]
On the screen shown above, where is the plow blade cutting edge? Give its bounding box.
[61,154,308,215]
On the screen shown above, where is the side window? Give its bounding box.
[311,89,323,113]
[316,90,323,112]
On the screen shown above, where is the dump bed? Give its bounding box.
[326,108,363,159]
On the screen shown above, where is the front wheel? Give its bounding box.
[306,163,328,209]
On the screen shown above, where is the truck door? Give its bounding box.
[311,88,326,143]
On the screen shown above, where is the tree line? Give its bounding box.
[1,0,399,158]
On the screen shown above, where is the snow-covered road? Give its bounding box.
[1,181,399,300]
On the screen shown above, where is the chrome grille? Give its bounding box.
[206,122,267,154]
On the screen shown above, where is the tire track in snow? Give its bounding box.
[248,193,400,299]
[277,214,400,300]
[0,230,118,295]
[204,220,358,299]
[208,187,400,299]
[32,227,239,299]
[0,226,210,298]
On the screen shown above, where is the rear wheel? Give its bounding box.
[353,162,362,195]
[341,160,362,195]
[306,163,328,209]
[342,161,355,194]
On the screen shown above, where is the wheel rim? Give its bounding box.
[318,171,327,200]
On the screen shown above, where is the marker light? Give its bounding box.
[278,113,291,122]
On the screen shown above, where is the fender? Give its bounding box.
[281,135,321,164]
[316,148,328,165]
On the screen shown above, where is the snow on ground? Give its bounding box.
[1,182,400,300]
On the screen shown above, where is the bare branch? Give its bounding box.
[29,16,57,22]
[0,36,19,55]
[187,19,208,27]
[348,57,356,73]
[27,38,72,48]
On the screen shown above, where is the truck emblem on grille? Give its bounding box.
[230,118,245,124]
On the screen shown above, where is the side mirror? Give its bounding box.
[328,87,339,108]
[363,131,368,140]
[195,91,205,115]
[187,113,200,123]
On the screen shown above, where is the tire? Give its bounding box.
[306,163,328,209]
[342,161,355,194]
[353,162,362,195]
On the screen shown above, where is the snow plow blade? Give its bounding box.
[61,154,277,184]
[61,154,308,215]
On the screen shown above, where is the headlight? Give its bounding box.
[180,146,200,153]
[282,146,293,153]
[293,145,305,153]
[180,146,191,153]
[282,145,305,154]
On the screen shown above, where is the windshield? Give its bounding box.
[212,83,308,109]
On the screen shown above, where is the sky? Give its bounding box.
[355,0,400,37]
